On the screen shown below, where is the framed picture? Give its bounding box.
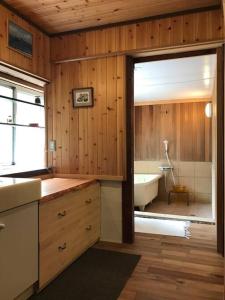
[72,87,93,108]
[8,20,33,57]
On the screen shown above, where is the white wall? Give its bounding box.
[100,181,122,243]
[134,160,212,203]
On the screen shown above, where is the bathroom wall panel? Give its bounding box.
[47,56,126,178]
[135,101,212,162]
[51,9,224,62]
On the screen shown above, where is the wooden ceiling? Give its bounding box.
[3,0,221,34]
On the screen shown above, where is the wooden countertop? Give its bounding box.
[40,178,96,203]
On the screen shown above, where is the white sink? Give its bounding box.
[0,177,41,213]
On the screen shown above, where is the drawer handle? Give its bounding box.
[58,242,67,252]
[0,223,5,230]
[57,210,66,218]
[85,225,92,231]
[85,199,92,204]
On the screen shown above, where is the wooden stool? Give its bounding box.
[168,190,189,206]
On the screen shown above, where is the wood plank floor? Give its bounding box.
[95,223,224,300]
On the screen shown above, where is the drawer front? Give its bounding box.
[39,235,68,288]
[39,183,100,244]
[83,208,101,246]
[39,209,100,288]
[39,183,100,288]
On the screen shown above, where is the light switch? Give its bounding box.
[49,140,56,151]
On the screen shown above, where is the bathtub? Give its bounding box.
[134,174,161,211]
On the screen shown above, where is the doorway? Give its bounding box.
[123,48,224,254]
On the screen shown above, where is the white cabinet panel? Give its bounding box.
[0,202,38,300]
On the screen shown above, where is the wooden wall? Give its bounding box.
[135,102,212,162]
[47,56,126,178]
[0,4,50,79]
[48,7,223,178]
[51,9,224,62]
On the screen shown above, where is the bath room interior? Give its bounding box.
[134,54,216,236]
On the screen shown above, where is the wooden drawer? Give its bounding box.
[83,208,101,246]
[39,209,100,288]
[39,182,101,288]
[39,182,100,245]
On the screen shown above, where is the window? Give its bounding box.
[0,80,46,175]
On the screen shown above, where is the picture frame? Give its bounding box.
[8,20,33,57]
[72,87,94,108]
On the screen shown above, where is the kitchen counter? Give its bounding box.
[40,178,96,203]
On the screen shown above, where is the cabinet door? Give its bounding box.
[0,202,38,300]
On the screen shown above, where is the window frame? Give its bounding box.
[0,79,47,175]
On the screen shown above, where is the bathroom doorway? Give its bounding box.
[134,53,216,223]
[123,48,224,254]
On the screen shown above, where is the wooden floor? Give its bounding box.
[141,199,213,219]
[95,223,224,300]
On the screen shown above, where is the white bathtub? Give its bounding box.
[134,174,161,211]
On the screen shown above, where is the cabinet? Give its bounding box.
[39,182,100,288]
[0,202,38,300]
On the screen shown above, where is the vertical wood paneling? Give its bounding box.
[135,102,212,162]
[69,62,79,173]
[0,4,50,79]
[48,56,126,178]
[51,9,224,62]
[55,65,63,171]
[78,60,88,175]
[76,33,87,58]
[46,67,54,168]
[105,27,117,54]
[96,58,107,175]
[85,30,96,56]
[116,55,126,176]
[171,16,183,45]
[60,63,70,173]
[87,59,97,174]
[106,57,117,174]
[95,29,106,55]
[136,22,148,49]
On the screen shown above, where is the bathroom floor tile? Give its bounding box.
[142,199,212,219]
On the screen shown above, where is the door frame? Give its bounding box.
[123,47,224,255]
[122,56,135,243]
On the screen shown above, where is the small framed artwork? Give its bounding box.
[8,20,33,57]
[72,87,94,108]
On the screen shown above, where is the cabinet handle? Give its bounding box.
[0,223,5,230]
[58,242,67,252]
[57,210,66,218]
[85,199,92,204]
[85,225,92,231]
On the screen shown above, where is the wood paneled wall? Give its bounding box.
[135,102,212,162]
[48,8,223,178]
[51,9,224,62]
[47,56,126,178]
[0,4,50,79]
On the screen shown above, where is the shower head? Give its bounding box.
[163,140,169,152]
